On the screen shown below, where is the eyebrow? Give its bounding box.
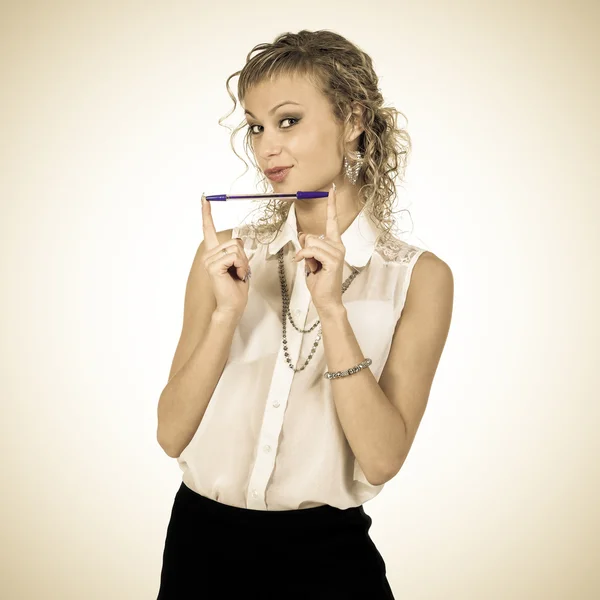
[244,101,302,119]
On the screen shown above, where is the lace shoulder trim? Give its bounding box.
[232,224,259,251]
[374,236,423,265]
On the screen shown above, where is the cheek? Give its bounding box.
[299,131,339,166]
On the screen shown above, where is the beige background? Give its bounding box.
[1,1,598,598]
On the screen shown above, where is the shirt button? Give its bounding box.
[263,445,271,453]
[252,489,258,498]
[273,401,280,408]
[294,309,301,316]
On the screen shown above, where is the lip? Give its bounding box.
[266,166,292,182]
[265,165,292,176]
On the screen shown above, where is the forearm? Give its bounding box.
[157,310,240,458]
[319,305,407,485]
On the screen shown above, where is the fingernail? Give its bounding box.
[201,193,205,205]
[332,182,336,192]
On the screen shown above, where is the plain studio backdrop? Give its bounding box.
[1,1,598,599]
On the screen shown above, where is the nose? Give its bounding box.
[255,129,284,162]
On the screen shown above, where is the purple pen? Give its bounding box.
[204,191,330,201]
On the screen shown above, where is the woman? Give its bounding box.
[156,29,454,599]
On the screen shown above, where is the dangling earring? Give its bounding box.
[343,151,364,185]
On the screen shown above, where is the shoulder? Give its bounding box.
[374,235,424,265]
[374,234,453,303]
[406,249,454,313]
[375,234,451,273]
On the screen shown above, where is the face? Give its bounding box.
[242,74,346,192]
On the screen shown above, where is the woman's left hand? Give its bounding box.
[295,183,346,314]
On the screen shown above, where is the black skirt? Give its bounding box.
[157,481,395,599]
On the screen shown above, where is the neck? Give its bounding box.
[294,179,361,237]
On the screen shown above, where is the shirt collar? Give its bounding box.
[266,203,380,269]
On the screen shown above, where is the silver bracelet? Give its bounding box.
[323,358,372,380]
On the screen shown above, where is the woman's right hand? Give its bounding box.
[201,193,251,319]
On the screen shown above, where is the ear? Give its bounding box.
[344,102,365,146]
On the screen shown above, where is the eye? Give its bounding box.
[248,117,300,136]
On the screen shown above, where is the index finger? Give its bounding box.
[325,183,341,242]
[201,193,220,249]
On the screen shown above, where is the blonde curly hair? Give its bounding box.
[218,29,413,248]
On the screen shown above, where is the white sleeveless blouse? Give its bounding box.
[177,203,426,510]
